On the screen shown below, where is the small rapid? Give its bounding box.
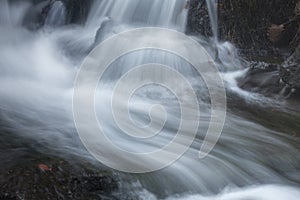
[0,0,299,199]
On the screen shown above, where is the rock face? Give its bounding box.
[23,0,91,27]
[62,0,91,24]
[187,0,298,56]
[187,0,300,97]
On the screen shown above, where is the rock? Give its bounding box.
[237,59,299,98]
[22,1,49,29]
[44,1,67,27]
[94,17,114,45]
[279,44,300,88]
[295,0,300,16]
[187,0,300,97]
[238,62,289,96]
[23,0,91,29]
[0,194,17,200]
[0,153,119,200]
[187,0,298,57]
[63,0,91,24]
[280,64,300,88]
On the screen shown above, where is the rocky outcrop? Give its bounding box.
[23,0,91,29]
[62,0,91,24]
[187,0,300,97]
[187,0,298,57]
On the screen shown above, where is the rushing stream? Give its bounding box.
[0,0,300,199]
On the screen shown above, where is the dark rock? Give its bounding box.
[22,1,49,29]
[22,0,91,29]
[187,0,212,37]
[280,64,300,88]
[237,60,300,98]
[63,0,92,24]
[44,1,67,27]
[0,194,18,200]
[187,0,298,57]
[238,62,289,96]
[94,17,114,45]
[279,44,300,88]
[187,0,300,97]
[0,148,119,200]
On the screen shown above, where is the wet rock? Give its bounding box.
[0,150,119,200]
[188,0,300,97]
[22,1,49,29]
[280,64,300,88]
[237,60,300,98]
[280,45,300,88]
[0,194,18,200]
[94,17,114,45]
[187,0,211,37]
[187,0,298,57]
[71,173,118,194]
[238,62,289,96]
[22,0,91,29]
[44,1,67,27]
[63,0,91,24]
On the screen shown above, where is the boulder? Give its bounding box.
[237,63,288,96]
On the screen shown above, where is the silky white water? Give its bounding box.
[0,0,299,199]
[86,0,188,30]
[45,1,66,26]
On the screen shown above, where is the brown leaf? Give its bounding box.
[38,164,52,172]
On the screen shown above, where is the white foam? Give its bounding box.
[168,185,300,200]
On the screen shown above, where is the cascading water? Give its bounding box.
[86,0,187,31]
[204,0,243,71]
[205,0,219,41]
[0,0,300,199]
[45,1,66,26]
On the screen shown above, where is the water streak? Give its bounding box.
[0,1,299,199]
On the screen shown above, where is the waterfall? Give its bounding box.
[45,1,66,27]
[0,1,300,199]
[205,0,219,41]
[203,0,243,71]
[0,0,30,27]
[86,0,188,31]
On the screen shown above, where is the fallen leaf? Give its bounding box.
[38,164,52,172]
